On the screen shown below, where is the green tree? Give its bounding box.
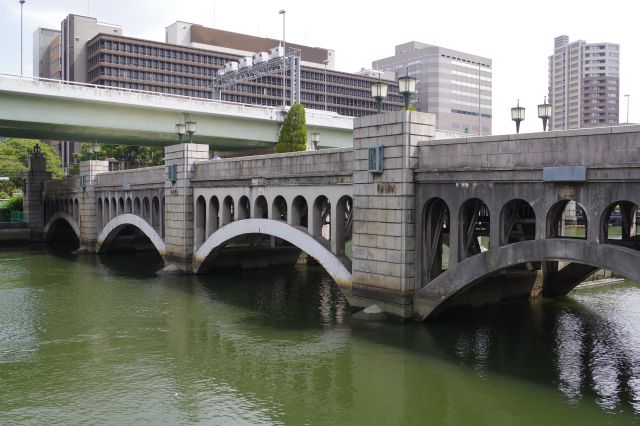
[69,143,164,175]
[276,103,307,153]
[0,138,63,194]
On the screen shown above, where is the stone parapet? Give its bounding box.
[193,148,352,182]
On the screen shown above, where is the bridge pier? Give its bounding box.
[350,111,434,319]
[76,160,109,252]
[24,146,51,241]
[162,143,209,272]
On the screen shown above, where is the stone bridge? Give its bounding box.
[24,111,640,321]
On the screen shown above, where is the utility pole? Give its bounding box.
[19,0,25,76]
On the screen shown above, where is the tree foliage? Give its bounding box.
[0,139,63,193]
[276,103,307,153]
[69,143,164,175]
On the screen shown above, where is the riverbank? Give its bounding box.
[0,222,29,246]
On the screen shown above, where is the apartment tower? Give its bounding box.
[548,35,620,130]
[373,42,492,135]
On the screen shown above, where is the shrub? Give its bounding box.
[0,194,23,222]
[276,103,308,153]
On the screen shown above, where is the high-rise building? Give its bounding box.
[61,14,122,82]
[33,28,62,79]
[548,35,620,130]
[373,42,492,135]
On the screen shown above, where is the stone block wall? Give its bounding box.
[350,111,435,318]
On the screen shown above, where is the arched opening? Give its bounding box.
[208,196,219,236]
[152,197,160,231]
[253,195,268,219]
[291,196,309,229]
[601,201,639,247]
[44,217,80,251]
[74,199,79,221]
[500,199,536,245]
[312,195,330,239]
[125,197,132,214]
[104,198,110,223]
[161,197,166,238]
[97,198,103,229]
[237,196,250,220]
[335,196,353,257]
[423,197,450,282]
[272,195,288,222]
[547,200,588,239]
[142,197,150,223]
[134,197,141,216]
[222,196,234,225]
[111,197,117,219]
[118,197,125,215]
[99,223,163,258]
[195,196,206,249]
[193,219,352,291]
[415,239,640,320]
[459,198,490,260]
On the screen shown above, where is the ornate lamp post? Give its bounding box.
[175,122,186,143]
[511,99,525,133]
[185,117,197,143]
[310,132,320,150]
[371,76,388,114]
[398,69,416,109]
[537,97,552,131]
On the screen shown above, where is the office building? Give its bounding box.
[373,41,492,135]
[548,35,620,130]
[43,15,401,117]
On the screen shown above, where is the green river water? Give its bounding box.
[1,247,640,425]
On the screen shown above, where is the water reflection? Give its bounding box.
[423,286,640,416]
[2,247,640,424]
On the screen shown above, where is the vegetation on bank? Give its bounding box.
[0,194,23,222]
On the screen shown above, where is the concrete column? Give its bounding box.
[24,146,51,241]
[163,143,209,272]
[77,160,109,252]
[350,111,435,319]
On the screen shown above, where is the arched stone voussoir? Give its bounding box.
[414,239,640,320]
[96,213,166,256]
[44,212,80,239]
[192,218,352,289]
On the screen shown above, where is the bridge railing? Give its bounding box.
[192,148,353,182]
[95,165,165,188]
[0,72,282,112]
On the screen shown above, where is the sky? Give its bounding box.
[0,0,638,135]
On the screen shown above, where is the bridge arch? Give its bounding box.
[44,211,80,240]
[414,239,640,320]
[96,213,166,257]
[192,218,352,289]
